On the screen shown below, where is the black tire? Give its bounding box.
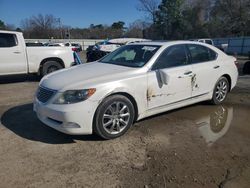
[210,77,229,105]
[93,95,135,140]
[41,61,63,77]
[243,61,250,75]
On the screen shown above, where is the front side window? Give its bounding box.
[153,45,189,70]
[100,45,160,68]
[188,44,217,63]
[0,33,18,47]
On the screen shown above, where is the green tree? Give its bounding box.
[90,24,104,29]
[182,4,210,39]
[155,0,184,39]
[111,21,125,30]
[0,20,6,29]
[211,0,250,36]
[16,27,22,32]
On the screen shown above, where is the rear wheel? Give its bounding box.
[94,95,135,139]
[211,77,229,105]
[41,61,63,77]
[243,61,250,75]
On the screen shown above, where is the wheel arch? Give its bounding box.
[39,57,65,73]
[94,92,139,123]
[221,74,232,91]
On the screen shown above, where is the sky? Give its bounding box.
[0,0,147,28]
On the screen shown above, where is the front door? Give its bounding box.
[147,44,193,109]
[0,33,27,75]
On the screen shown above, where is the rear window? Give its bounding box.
[0,33,18,47]
[188,44,217,63]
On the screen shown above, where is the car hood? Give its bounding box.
[40,62,138,91]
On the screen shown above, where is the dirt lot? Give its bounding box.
[0,74,250,188]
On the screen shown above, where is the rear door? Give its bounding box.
[0,33,27,75]
[187,44,221,97]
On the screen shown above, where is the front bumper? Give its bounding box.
[33,98,97,135]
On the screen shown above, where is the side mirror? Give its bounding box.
[156,69,169,85]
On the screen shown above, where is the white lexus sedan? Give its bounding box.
[34,41,238,139]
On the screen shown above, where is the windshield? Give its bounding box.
[99,45,160,67]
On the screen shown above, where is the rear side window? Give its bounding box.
[209,49,217,60]
[0,33,18,47]
[153,44,189,70]
[187,44,217,64]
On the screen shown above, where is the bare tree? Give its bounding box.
[29,14,57,30]
[21,14,61,38]
[125,20,145,38]
[137,0,159,22]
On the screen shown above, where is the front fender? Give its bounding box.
[89,82,146,118]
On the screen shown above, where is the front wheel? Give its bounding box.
[93,95,135,139]
[211,77,229,105]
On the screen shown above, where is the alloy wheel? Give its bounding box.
[102,101,131,135]
[215,80,228,102]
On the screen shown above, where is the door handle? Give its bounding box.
[214,65,220,69]
[184,71,193,75]
[178,71,193,78]
[13,51,21,54]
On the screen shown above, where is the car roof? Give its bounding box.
[198,38,213,40]
[0,30,22,34]
[129,40,225,55]
[130,40,211,47]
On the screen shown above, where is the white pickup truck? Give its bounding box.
[0,30,82,77]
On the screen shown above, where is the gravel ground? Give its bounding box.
[0,72,250,187]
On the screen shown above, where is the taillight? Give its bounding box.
[234,60,239,68]
[72,47,77,52]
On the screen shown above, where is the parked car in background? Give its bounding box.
[48,42,82,52]
[86,38,151,62]
[65,42,82,52]
[47,43,64,47]
[190,39,214,45]
[0,30,82,77]
[34,41,238,139]
[191,38,229,52]
[197,39,214,46]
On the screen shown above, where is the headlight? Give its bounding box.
[53,88,96,104]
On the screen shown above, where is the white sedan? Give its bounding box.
[34,41,238,139]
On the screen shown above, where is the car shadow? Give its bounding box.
[1,103,103,144]
[0,74,40,84]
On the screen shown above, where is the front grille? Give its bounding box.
[37,86,56,103]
